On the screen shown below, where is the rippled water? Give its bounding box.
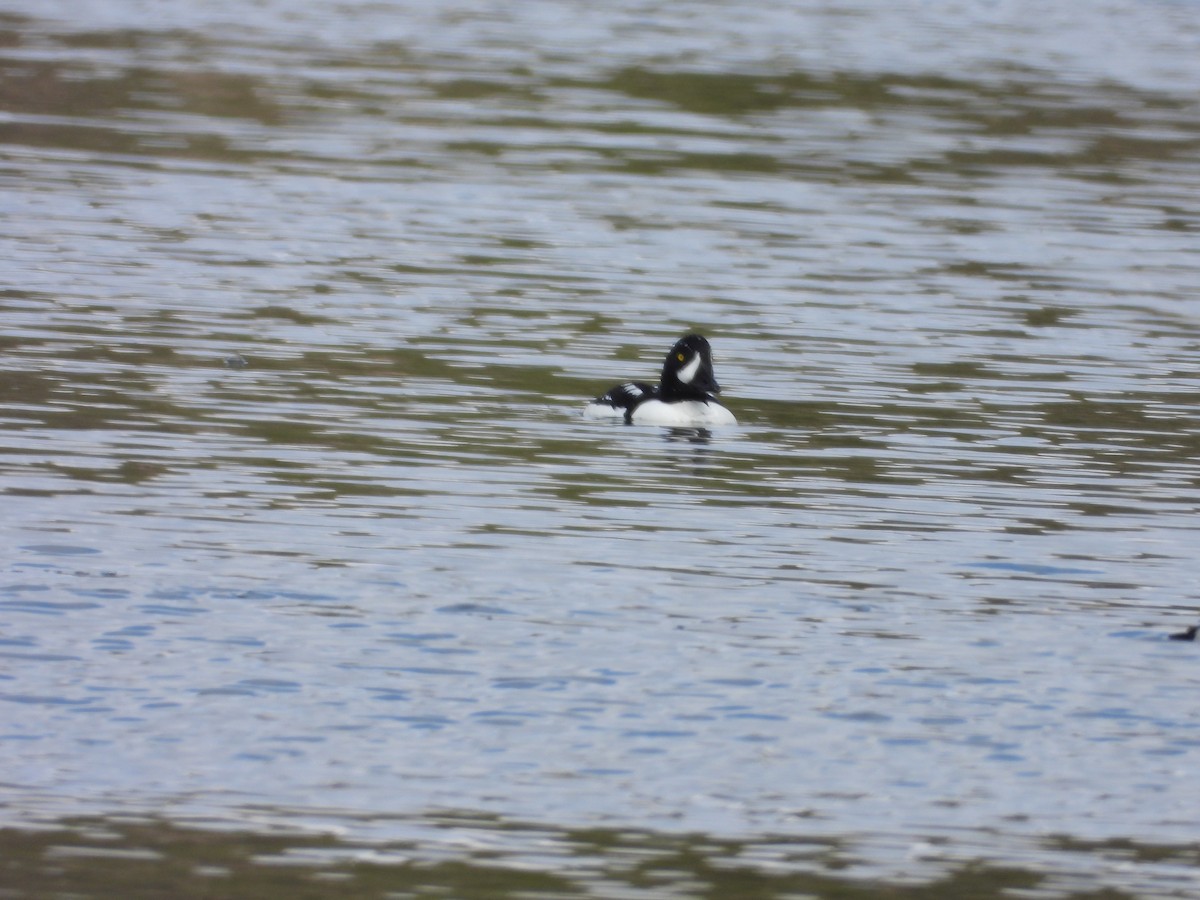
[3,0,1200,896]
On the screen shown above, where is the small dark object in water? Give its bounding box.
[224,354,248,370]
[1168,625,1198,642]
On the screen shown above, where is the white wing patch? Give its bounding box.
[584,382,647,419]
[675,353,702,385]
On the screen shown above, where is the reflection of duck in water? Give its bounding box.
[584,334,736,426]
[1169,625,1198,641]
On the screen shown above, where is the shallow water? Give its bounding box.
[3,0,1200,896]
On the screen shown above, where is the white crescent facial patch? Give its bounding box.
[676,353,702,384]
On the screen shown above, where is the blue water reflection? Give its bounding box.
[2,0,1200,896]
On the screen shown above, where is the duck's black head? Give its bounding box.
[660,334,721,400]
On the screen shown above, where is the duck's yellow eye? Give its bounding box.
[677,353,685,362]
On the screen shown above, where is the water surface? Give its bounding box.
[2,1,1200,896]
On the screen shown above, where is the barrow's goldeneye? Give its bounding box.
[584,334,736,426]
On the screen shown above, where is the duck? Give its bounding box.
[583,334,736,426]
